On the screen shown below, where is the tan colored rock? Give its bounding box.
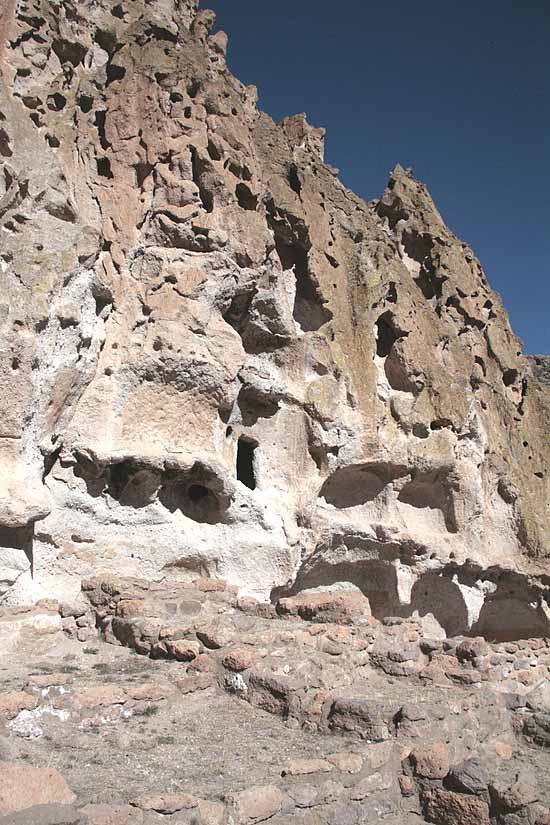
[0,692,39,719]
[197,799,226,825]
[194,578,228,592]
[81,804,144,825]
[130,794,198,813]
[494,741,514,760]
[277,592,371,625]
[71,686,127,709]
[0,763,76,814]
[226,786,284,823]
[124,682,175,702]
[0,805,86,825]
[281,758,333,776]
[163,639,200,661]
[26,674,72,689]
[326,752,363,774]
[349,772,392,800]
[176,673,217,694]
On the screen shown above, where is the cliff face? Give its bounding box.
[0,0,549,640]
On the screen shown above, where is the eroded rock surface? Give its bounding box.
[0,0,549,648]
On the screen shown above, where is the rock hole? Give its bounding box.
[320,464,404,508]
[207,139,222,161]
[97,157,113,179]
[397,472,457,533]
[288,163,301,196]
[135,161,154,188]
[472,598,550,642]
[267,204,332,332]
[52,38,87,67]
[0,526,33,577]
[94,111,110,150]
[0,128,13,157]
[111,3,124,18]
[294,267,333,332]
[187,79,201,98]
[47,93,66,111]
[236,438,257,490]
[95,28,118,54]
[502,368,518,387]
[237,387,279,426]
[430,419,452,431]
[29,112,44,129]
[375,312,400,358]
[191,147,214,212]
[106,63,126,85]
[159,466,229,524]
[92,282,113,316]
[222,289,256,338]
[78,95,93,113]
[235,183,257,211]
[188,483,209,502]
[145,24,177,43]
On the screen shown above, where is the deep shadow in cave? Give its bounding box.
[159,467,229,525]
[0,525,34,578]
[236,437,257,490]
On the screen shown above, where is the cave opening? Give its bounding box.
[237,438,257,490]
[188,483,210,503]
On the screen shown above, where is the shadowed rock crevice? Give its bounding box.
[236,437,257,490]
[266,203,332,332]
[159,465,230,524]
[397,471,458,533]
[71,453,230,523]
[236,386,280,427]
[319,463,407,508]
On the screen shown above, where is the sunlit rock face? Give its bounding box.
[0,0,549,639]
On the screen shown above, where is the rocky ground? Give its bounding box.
[1,577,549,824]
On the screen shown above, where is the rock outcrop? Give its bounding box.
[0,0,549,647]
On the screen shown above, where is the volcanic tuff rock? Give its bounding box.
[0,0,549,643]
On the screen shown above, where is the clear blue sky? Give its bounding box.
[207,0,549,354]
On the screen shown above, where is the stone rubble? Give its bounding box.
[0,573,548,824]
[0,0,549,821]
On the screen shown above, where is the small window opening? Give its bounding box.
[375,312,399,358]
[237,438,257,490]
[97,157,113,179]
[106,63,126,85]
[236,183,258,211]
[503,368,518,387]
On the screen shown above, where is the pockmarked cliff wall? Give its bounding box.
[1,0,549,640]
